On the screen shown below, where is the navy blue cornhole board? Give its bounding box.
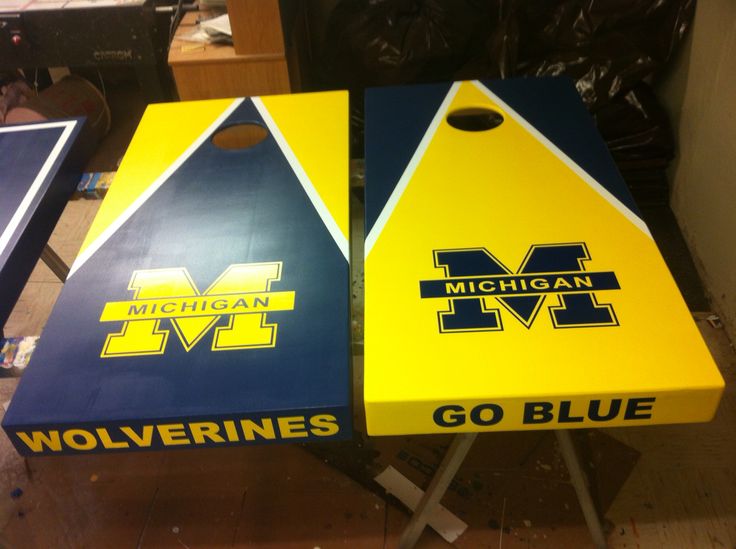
[3,94,352,455]
[0,120,83,328]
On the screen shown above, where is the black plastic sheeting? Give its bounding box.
[318,0,695,204]
[593,82,675,204]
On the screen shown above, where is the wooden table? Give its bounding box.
[0,119,83,332]
[3,91,352,455]
[363,79,724,548]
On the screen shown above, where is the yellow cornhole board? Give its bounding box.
[363,79,724,436]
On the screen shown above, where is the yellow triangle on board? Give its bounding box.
[259,91,349,242]
[77,99,237,259]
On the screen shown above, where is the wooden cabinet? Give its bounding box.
[227,0,285,56]
[168,2,292,101]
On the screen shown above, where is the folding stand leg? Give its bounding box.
[40,244,69,282]
[398,432,478,549]
[555,430,608,549]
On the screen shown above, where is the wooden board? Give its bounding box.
[3,91,351,455]
[363,79,724,436]
[169,57,290,101]
[226,0,285,56]
[0,119,83,328]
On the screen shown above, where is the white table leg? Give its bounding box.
[398,432,478,549]
[555,430,608,549]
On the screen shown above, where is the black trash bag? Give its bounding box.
[320,0,694,106]
[320,0,501,88]
[514,0,695,111]
[319,0,693,171]
[594,82,674,166]
[594,82,676,205]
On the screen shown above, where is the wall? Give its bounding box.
[658,0,736,342]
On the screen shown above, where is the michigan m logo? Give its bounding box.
[99,263,295,357]
[419,243,620,332]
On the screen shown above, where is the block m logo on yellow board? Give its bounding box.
[99,263,295,358]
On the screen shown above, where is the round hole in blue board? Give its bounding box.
[211,123,269,150]
[446,108,504,132]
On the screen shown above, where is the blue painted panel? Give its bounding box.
[3,99,351,455]
[364,82,453,235]
[0,120,83,327]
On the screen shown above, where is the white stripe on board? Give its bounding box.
[0,120,76,134]
[364,82,461,258]
[67,98,245,278]
[471,80,652,238]
[0,120,78,259]
[252,97,350,262]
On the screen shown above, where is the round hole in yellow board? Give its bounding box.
[446,108,504,132]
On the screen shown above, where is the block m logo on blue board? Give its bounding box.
[419,243,620,332]
[99,263,296,357]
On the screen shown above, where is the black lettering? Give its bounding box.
[469,403,503,426]
[588,399,622,421]
[433,405,465,427]
[624,397,655,420]
[524,402,553,424]
[558,401,584,423]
